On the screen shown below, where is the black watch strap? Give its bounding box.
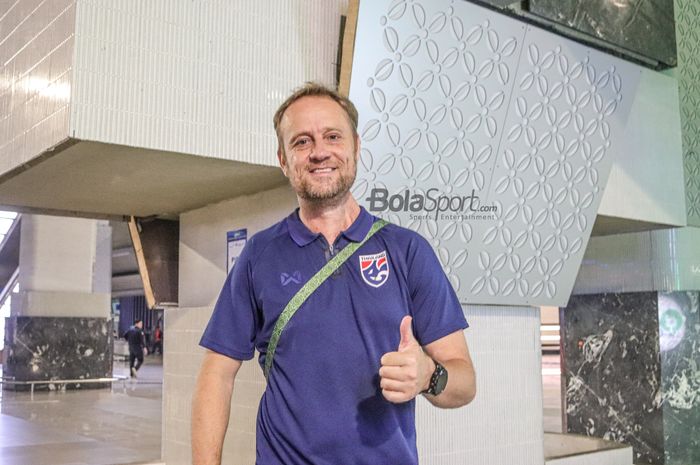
[423,360,448,396]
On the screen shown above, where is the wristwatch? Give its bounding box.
[423,360,448,396]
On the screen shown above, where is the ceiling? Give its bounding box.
[591,215,678,237]
[0,139,287,220]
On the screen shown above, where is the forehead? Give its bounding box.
[280,96,351,133]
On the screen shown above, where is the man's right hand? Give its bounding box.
[378,316,434,404]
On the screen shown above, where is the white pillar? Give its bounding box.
[13,215,111,318]
[3,215,113,387]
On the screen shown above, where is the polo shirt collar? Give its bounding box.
[287,206,374,247]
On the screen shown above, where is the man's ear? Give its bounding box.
[277,148,289,177]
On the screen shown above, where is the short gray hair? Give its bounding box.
[273,82,359,153]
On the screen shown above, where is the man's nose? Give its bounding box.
[309,140,331,161]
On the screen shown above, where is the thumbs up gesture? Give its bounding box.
[379,316,435,403]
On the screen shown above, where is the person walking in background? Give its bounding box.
[152,324,163,355]
[124,319,147,377]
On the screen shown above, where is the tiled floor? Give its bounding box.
[0,356,163,465]
[0,352,565,465]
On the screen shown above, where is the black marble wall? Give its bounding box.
[530,0,677,68]
[3,316,113,390]
[658,292,700,465]
[561,292,700,464]
[561,292,662,464]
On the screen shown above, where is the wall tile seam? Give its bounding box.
[225,430,256,437]
[2,102,71,140]
[163,437,191,447]
[72,77,274,104]
[2,118,68,149]
[3,90,67,121]
[228,405,260,412]
[72,24,311,53]
[3,36,74,91]
[0,1,53,48]
[0,1,75,66]
[163,373,199,379]
[232,378,266,385]
[163,328,206,333]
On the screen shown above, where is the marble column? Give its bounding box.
[658,292,700,465]
[561,291,700,464]
[2,215,113,390]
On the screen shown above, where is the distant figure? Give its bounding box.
[152,324,163,354]
[124,319,147,377]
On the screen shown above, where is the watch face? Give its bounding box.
[434,367,448,395]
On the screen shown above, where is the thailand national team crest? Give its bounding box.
[359,251,390,288]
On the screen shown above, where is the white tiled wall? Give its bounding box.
[70,0,346,167]
[417,305,544,465]
[166,184,297,464]
[0,0,76,177]
[178,184,298,309]
[164,304,266,465]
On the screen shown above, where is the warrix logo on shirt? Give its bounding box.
[359,251,390,288]
[280,271,302,286]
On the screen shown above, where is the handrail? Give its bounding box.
[0,212,21,306]
[0,375,129,395]
[0,266,18,307]
[0,212,20,252]
[1,376,127,384]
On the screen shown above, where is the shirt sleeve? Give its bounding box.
[407,234,468,346]
[199,239,259,361]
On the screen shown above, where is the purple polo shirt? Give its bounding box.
[200,207,468,465]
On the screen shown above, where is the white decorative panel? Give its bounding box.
[573,226,700,295]
[0,0,75,177]
[597,69,685,227]
[350,0,642,306]
[675,0,700,226]
[71,0,346,167]
[572,231,655,295]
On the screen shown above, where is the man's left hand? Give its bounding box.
[379,316,434,403]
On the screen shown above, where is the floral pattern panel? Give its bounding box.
[350,0,642,306]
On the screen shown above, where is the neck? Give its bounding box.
[298,194,361,245]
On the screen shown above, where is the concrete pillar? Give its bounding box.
[2,215,113,389]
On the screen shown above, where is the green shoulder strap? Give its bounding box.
[264,219,388,379]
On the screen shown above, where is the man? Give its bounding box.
[124,319,146,377]
[192,83,476,465]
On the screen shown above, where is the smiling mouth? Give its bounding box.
[309,167,336,174]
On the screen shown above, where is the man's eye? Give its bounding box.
[328,134,341,140]
[295,138,310,146]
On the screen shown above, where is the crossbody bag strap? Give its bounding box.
[264,219,388,379]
